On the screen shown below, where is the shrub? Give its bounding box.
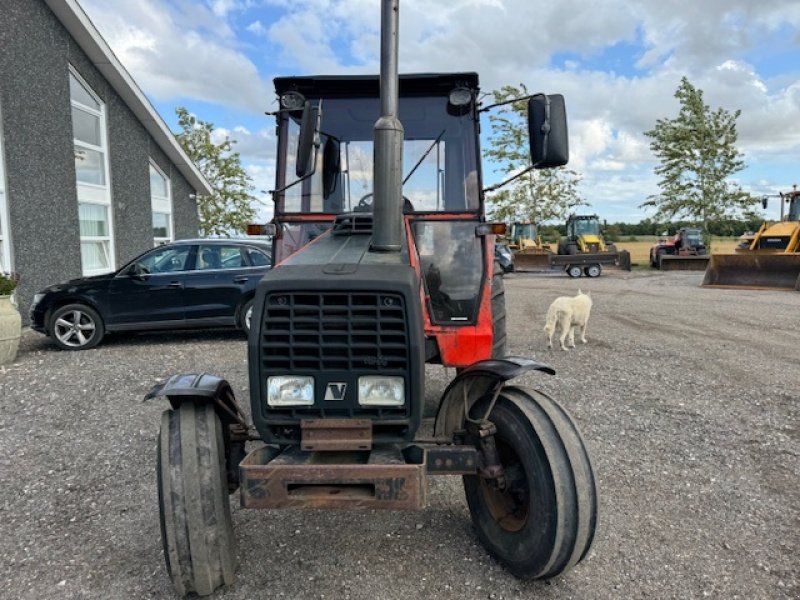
[0,272,20,296]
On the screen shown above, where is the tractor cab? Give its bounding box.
[678,228,705,252]
[271,74,496,361]
[561,214,608,254]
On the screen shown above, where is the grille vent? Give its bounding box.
[261,292,408,372]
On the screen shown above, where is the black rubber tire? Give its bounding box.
[239,298,254,336]
[584,264,602,278]
[566,243,580,256]
[491,260,507,358]
[158,403,236,597]
[464,386,597,580]
[566,265,583,278]
[48,303,105,350]
[655,248,668,269]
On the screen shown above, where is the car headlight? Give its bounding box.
[267,376,314,406]
[31,293,45,307]
[358,376,404,406]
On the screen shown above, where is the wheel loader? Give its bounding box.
[145,2,597,597]
[703,186,800,290]
[506,221,553,269]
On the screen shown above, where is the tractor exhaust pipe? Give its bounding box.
[371,0,404,252]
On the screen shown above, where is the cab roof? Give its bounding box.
[274,72,480,98]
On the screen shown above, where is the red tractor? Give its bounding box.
[146,2,596,596]
[650,227,709,270]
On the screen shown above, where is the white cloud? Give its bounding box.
[78,0,271,113]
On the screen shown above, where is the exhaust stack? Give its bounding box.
[371,0,404,252]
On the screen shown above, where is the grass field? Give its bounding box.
[611,236,739,264]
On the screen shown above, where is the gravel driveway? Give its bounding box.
[1,270,797,599]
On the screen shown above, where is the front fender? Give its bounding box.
[433,356,555,437]
[145,372,247,429]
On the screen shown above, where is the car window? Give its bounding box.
[196,245,246,270]
[247,247,271,267]
[134,245,191,274]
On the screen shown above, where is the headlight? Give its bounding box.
[358,376,404,406]
[267,376,314,406]
[31,293,45,307]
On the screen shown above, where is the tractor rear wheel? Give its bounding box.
[464,386,597,579]
[158,403,236,597]
[491,260,507,358]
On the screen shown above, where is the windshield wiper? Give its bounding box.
[403,129,446,185]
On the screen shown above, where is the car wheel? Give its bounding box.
[49,303,105,350]
[240,299,254,336]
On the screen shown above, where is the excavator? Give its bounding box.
[703,186,800,290]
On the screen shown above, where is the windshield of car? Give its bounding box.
[277,95,479,214]
[685,230,703,246]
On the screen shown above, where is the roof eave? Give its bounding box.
[44,0,213,196]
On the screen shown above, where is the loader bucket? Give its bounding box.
[702,253,800,290]
[658,255,710,271]
[513,252,553,271]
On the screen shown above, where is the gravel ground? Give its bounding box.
[0,269,798,600]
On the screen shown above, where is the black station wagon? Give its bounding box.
[29,239,272,350]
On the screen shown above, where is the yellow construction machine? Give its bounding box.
[703,186,800,290]
[506,221,553,269]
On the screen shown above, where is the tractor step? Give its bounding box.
[240,445,427,510]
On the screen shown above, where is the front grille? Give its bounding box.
[261,292,408,372]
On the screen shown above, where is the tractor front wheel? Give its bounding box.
[464,387,597,579]
[157,403,236,597]
[491,260,507,358]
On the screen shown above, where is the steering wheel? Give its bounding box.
[354,193,415,213]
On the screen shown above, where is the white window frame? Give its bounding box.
[0,102,11,274]
[149,160,173,246]
[70,67,115,276]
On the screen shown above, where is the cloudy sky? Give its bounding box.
[78,0,800,223]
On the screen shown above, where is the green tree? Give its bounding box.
[175,107,256,236]
[484,84,585,225]
[642,77,757,233]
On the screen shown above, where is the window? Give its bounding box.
[70,69,114,275]
[246,247,271,267]
[0,103,9,273]
[150,162,172,245]
[130,244,191,275]
[196,245,246,270]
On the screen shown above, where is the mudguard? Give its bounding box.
[433,356,555,437]
[145,372,247,429]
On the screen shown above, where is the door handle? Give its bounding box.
[168,281,183,288]
[233,276,249,284]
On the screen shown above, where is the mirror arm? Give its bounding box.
[483,165,535,193]
[479,93,540,113]
[269,165,317,197]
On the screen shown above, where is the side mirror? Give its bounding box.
[528,94,568,168]
[322,137,340,199]
[296,101,320,178]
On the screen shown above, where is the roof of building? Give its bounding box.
[45,0,213,196]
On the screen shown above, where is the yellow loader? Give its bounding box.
[703,187,800,290]
[507,221,553,269]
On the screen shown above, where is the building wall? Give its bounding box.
[0,0,200,322]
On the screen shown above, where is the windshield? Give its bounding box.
[789,197,800,221]
[276,96,479,214]
[685,230,703,246]
[572,219,600,236]
[514,224,535,239]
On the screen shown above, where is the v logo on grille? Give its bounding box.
[324,382,347,401]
